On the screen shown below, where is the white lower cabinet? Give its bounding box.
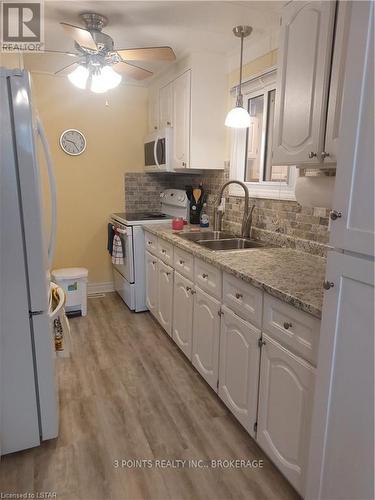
[145,251,158,317]
[257,334,316,496]
[172,272,194,360]
[157,260,174,336]
[192,287,221,391]
[219,307,260,437]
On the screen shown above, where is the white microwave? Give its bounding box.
[144,128,173,172]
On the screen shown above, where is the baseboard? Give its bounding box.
[87,281,115,294]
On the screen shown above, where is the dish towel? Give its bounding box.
[107,223,115,255]
[112,233,124,264]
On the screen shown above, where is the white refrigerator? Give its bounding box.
[0,68,59,455]
[306,2,374,499]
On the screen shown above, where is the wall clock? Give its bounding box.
[59,129,86,156]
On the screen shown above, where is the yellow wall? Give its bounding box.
[29,73,148,284]
[228,49,278,88]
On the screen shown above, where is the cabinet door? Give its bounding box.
[323,1,351,164]
[145,251,158,317]
[306,252,374,500]
[329,1,374,257]
[192,287,220,391]
[159,83,172,128]
[172,70,191,169]
[148,87,159,133]
[219,307,260,437]
[157,260,174,336]
[257,334,315,496]
[273,1,336,166]
[172,272,194,360]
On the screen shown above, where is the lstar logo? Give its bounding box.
[1,1,44,52]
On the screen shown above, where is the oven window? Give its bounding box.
[144,141,155,166]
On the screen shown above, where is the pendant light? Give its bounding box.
[225,25,253,128]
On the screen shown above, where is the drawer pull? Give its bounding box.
[161,249,167,254]
[166,271,171,276]
[152,261,157,265]
[283,321,292,330]
[323,280,334,290]
[179,260,185,265]
[186,286,191,292]
[329,210,342,221]
[190,289,196,295]
[258,338,266,348]
[202,273,208,279]
[235,292,243,299]
[147,241,152,245]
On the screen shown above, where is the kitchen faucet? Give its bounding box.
[213,180,255,238]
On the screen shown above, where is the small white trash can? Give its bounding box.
[51,267,88,316]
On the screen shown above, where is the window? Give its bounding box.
[230,69,296,200]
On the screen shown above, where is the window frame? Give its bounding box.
[229,68,297,200]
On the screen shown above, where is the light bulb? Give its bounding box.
[68,65,89,89]
[225,106,251,128]
[90,66,122,93]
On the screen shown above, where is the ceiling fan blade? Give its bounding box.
[113,61,153,80]
[54,61,80,75]
[116,46,176,62]
[60,22,97,51]
[43,49,79,58]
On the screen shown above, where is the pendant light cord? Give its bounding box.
[236,32,244,107]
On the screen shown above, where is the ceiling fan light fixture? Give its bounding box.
[225,25,252,129]
[90,65,122,93]
[68,64,89,89]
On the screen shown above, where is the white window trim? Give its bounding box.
[229,68,297,201]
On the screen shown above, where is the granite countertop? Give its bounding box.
[144,224,326,319]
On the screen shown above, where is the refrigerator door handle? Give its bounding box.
[36,117,57,268]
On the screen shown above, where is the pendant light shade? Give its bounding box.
[225,25,252,129]
[68,65,89,89]
[68,64,122,93]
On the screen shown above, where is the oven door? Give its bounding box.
[112,223,134,283]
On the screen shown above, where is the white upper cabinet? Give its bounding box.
[172,272,194,360]
[219,307,260,437]
[148,86,159,133]
[273,0,337,166]
[157,260,174,336]
[159,82,173,129]
[257,335,316,496]
[147,51,227,170]
[171,70,191,169]
[192,287,221,391]
[329,0,374,257]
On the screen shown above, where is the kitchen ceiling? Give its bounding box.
[24,1,284,83]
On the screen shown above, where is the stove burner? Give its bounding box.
[113,212,172,222]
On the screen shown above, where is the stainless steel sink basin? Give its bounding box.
[178,231,235,242]
[198,238,270,251]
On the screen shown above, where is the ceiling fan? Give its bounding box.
[49,12,176,92]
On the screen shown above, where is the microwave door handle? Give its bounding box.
[154,137,161,169]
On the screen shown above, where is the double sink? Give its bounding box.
[177,230,271,252]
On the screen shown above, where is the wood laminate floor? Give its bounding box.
[0,293,299,500]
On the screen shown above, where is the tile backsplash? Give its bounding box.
[124,168,330,256]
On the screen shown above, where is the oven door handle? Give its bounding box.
[153,136,161,169]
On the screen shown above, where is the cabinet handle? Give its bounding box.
[190,289,196,295]
[186,286,191,292]
[161,249,167,254]
[258,338,266,348]
[166,271,171,276]
[218,309,224,317]
[167,121,171,126]
[152,261,157,265]
[308,151,317,159]
[323,280,334,290]
[147,241,152,245]
[283,321,292,330]
[154,126,158,130]
[235,292,243,299]
[329,210,342,221]
[179,260,185,265]
[182,161,186,167]
[202,273,208,279]
[321,151,330,160]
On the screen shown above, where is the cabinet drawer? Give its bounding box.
[223,273,263,328]
[194,258,222,300]
[157,238,174,266]
[263,294,320,366]
[173,247,194,281]
[144,231,158,256]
